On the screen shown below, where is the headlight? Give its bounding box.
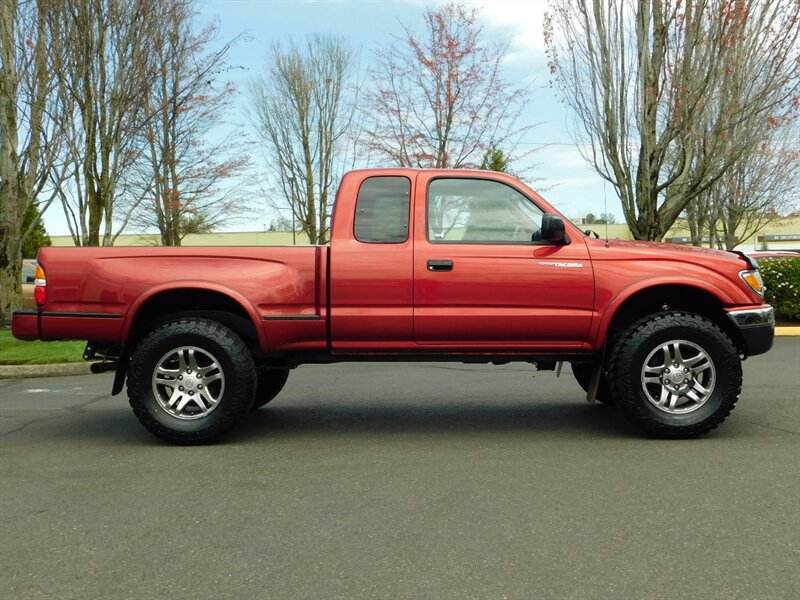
[740,269,764,297]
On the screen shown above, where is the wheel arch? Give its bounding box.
[124,283,267,353]
[595,282,744,354]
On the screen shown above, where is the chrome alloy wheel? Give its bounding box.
[151,346,225,420]
[641,340,716,414]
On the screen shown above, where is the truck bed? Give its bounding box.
[13,245,330,354]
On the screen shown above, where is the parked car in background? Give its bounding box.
[745,251,799,260]
[21,259,38,310]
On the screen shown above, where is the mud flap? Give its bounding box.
[586,364,602,403]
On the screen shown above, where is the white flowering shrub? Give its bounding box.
[759,258,800,321]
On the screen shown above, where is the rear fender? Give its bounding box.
[123,282,268,352]
[111,283,267,396]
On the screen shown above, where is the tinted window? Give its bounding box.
[427,178,543,244]
[22,262,36,283]
[354,177,411,243]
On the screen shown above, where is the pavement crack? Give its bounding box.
[0,393,111,439]
[0,413,67,439]
[738,418,800,437]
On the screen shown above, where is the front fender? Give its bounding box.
[590,274,740,350]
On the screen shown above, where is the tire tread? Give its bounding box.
[608,312,741,439]
[127,318,255,445]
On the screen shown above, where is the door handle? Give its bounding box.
[427,259,453,272]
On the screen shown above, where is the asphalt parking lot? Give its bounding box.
[1,339,798,600]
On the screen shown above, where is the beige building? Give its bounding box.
[570,216,800,251]
[661,217,800,251]
[50,216,800,251]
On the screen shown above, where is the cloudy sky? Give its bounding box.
[44,0,611,235]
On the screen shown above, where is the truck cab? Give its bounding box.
[329,169,593,353]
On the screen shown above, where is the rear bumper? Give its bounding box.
[11,310,39,340]
[727,306,775,357]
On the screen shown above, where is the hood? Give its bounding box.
[586,238,749,267]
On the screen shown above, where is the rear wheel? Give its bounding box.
[608,312,741,438]
[127,319,256,444]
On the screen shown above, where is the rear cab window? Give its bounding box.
[354,177,411,244]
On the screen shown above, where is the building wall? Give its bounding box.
[662,216,800,251]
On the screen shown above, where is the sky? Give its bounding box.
[43,0,612,236]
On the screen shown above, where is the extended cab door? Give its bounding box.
[329,173,415,352]
[413,174,594,349]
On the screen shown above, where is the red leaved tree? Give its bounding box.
[366,1,530,169]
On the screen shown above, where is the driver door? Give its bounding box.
[413,175,594,349]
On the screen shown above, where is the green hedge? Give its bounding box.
[758,257,800,321]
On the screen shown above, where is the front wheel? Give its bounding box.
[608,312,742,439]
[127,319,256,444]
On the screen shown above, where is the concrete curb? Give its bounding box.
[1,327,797,379]
[0,362,95,379]
[775,327,800,337]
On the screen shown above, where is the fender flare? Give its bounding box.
[590,276,737,350]
[123,281,269,352]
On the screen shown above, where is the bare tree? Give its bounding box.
[545,0,800,241]
[683,18,800,250]
[128,1,247,246]
[687,127,799,250]
[685,190,714,247]
[366,1,530,169]
[249,35,356,245]
[49,0,161,246]
[1,0,68,321]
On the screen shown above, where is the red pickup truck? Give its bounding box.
[12,169,774,444]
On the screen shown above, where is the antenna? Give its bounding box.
[603,180,609,248]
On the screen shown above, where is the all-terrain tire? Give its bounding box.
[127,319,256,445]
[252,367,290,409]
[608,312,741,439]
[571,363,614,405]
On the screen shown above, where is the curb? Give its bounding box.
[0,362,95,379]
[1,327,798,379]
[775,327,800,337]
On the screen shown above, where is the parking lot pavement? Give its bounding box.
[1,339,798,600]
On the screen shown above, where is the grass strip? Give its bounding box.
[0,329,87,365]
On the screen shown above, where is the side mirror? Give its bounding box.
[540,214,567,244]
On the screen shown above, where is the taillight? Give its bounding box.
[34,266,46,306]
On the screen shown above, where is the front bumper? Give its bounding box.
[727,306,775,356]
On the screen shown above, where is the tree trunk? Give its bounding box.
[0,190,24,323]
[1,0,21,322]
